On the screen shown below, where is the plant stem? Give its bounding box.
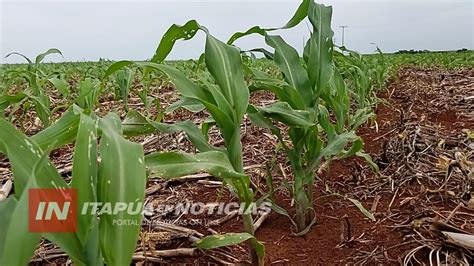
[292,158,310,233]
[242,212,259,265]
[229,128,260,265]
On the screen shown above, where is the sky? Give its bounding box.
[0,0,473,64]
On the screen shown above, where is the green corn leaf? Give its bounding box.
[145,151,252,203]
[77,78,100,110]
[123,110,215,152]
[0,93,27,112]
[280,0,311,29]
[306,2,334,94]
[244,47,275,60]
[304,127,322,161]
[71,114,98,244]
[227,26,266,45]
[201,117,215,142]
[97,114,146,266]
[227,0,310,44]
[151,20,200,63]
[104,61,214,105]
[0,119,69,196]
[0,189,41,265]
[199,76,235,122]
[203,31,249,122]
[145,151,245,180]
[165,97,205,113]
[250,82,305,109]
[247,105,290,154]
[30,94,51,127]
[247,105,281,134]
[114,67,134,111]
[327,69,350,132]
[317,105,336,140]
[82,219,102,266]
[35,48,63,65]
[265,35,312,107]
[32,108,80,151]
[269,202,299,229]
[355,151,379,172]
[195,232,264,258]
[70,113,102,265]
[0,121,86,263]
[318,132,359,160]
[102,61,135,81]
[257,102,315,128]
[195,233,255,249]
[4,52,33,64]
[48,77,70,97]
[288,127,308,153]
[194,233,265,265]
[341,137,363,159]
[245,67,276,81]
[349,107,374,130]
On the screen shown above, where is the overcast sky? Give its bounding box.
[0,0,472,64]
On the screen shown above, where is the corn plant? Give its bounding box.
[3,49,63,127]
[228,0,376,234]
[370,46,390,91]
[0,107,146,265]
[336,47,378,109]
[103,24,264,265]
[113,67,134,111]
[76,77,101,112]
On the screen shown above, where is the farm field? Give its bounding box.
[0,1,473,265]
[2,53,472,265]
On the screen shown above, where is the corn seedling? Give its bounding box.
[113,67,134,111]
[228,0,377,234]
[370,46,390,91]
[103,23,264,265]
[336,47,378,109]
[0,107,146,265]
[3,49,64,127]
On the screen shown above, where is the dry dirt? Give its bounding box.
[2,67,472,265]
[132,67,473,265]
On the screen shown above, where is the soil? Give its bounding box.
[135,67,473,265]
[2,67,472,265]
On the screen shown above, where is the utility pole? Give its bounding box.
[340,25,348,47]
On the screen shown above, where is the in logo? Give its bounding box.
[28,188,77,232]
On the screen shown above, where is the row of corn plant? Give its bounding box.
[1,50,111,128]
[223,0,378,234]
[335,47,381,110]
[2,49,64,127]
[0,0,384,264]
[0,105,146,265]
[103,24,265,265]
[102,0,378,258]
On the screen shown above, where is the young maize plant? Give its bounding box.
[2,49,63,127]
[336,47,380,110]
[228,0,377,234]
[0,107,146,265]
[370,46,390,91]
[103,23,264,265]
[113,67,134,111]
[75,77,102,112]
